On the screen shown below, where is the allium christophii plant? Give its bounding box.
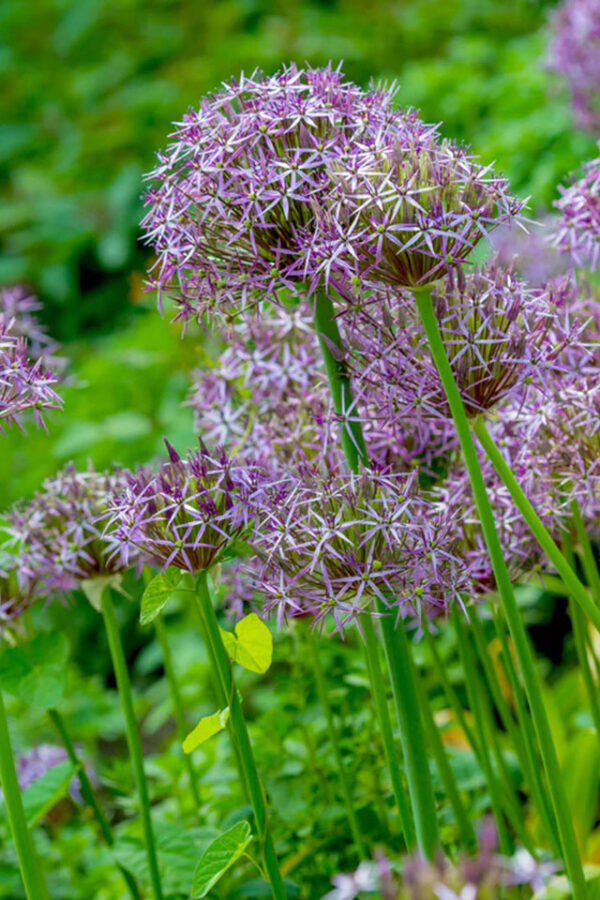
[0,321,62,431]
[142,63,407,325]
[6,464,136,599]
[348,261,585,424]
[107,440,258,575]
[312,123,522,291]
[0,552,36,628]
[553,147,600,270]
[251,458,471,630]
[1,286,62,366]
[490,218,569,286]
[549,0,600,133]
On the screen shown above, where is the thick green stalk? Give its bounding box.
[360,613,414,848]
[100,589,163,900]
[415,290,587,898]
[0,691,49,900]
[194,571,286,899]
[412,655,477,850]
[154,616,202,818]
[452,610,511,853]
[562,531,600,738]
[48,708,141,900]
[313,288,368,472]
[472,417,600,634]
[375,600,439,859]
[491,609,561,855]
[572,501,600,604]
[305,626,366,858]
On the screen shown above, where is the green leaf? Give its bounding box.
[183,708,230,754]
[21,760,76,827]
[140,568,183,625]
[81,574,121,611]
[0,632,70,709]
[219,613,273,674]
[191,821,252,898]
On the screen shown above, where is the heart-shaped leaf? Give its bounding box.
[140,568,183,625]
[21,760,76,826]
[183,708,230,754]
[220,613,273,674]
[191,820,252,898]
[0,632,69,709]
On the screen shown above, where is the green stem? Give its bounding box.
[100,589,163,900]
[472,417,600,634]
[375,601,439,859]
[313,288,369,472]
[412,653,477,850]
[360,613,414,848]
[562,531,600,737]
[491,609,561,856]
[423,627,479,754]
[48,708,141,900]
[572,501,600,604]
[154,616,203,819]
[194,571,286,900]
[415,290,587,898]
[452,610,512,854]
[305,626,366,858]
[0,691,49,900]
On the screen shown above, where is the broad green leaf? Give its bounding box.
[21,760,75,827]
[183,708,230,754]
[562,730,600,846]
[220,614,273,674]
[191,820,252,898]
[140,568,182,625]
[0,632,69,709]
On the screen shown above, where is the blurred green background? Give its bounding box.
[1,0,596,507]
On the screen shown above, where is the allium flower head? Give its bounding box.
[553,147,600,270]
[142,63,406,325]
[6,464,136,599]
[0,321,62,432]
[312,126,522,291]
[347,261,584,424]
[0,552,36,627]
[251,459,471,630]
[549,0,600,133]
[1,286,62,365]
[490,218,569,286]
[107,440,258,574]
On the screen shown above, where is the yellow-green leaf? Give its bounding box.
[234,613,273,673]
[219,628,237,661]
[183,708,230,754]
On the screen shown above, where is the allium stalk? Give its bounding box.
[413,287,587,899]
[194,571,287,900]
[0,691,50,900]
[100,586,164,900]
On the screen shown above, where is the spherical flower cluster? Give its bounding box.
[1,286,62,366]
[6,464,136,599]
[553,147,600,270]
[106,440,259,574]
[548,0,600,134]
[346,261,585,424]
[250,458,472,630]
[312,125,522,291]
[0,552,36,627]
[142,63,409,325]
[0,322,62,432]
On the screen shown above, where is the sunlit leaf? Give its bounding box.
[191,820,252,898]
[183,708,230,754]
[140,568,182,625]
[220,614,273,674]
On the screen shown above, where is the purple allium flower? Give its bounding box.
[0,286,63,367]
[142,63,406,326]
[107,440,259,575]
[10,744,95,806]
[548,0,600,134]
[250,458,471,631]
[5,464,137,599]
[347,261,585,425]
[489,218,569,286]
[0,321,62,432]
[553,147,600,270]
[310,125,522,292]
[0,552,36,627]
